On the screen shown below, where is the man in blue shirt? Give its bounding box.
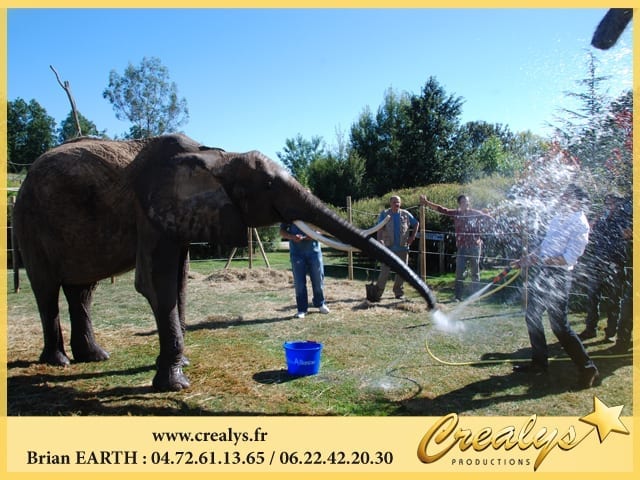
[280,223,330,319]
[372,195,419,300]
[512,184,598,389]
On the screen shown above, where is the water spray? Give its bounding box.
[426,266,631,366]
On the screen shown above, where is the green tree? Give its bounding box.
[57,111,107,143]
[103,56,189,138]
[349,88,411,196]
[276,134,325,186]
[7,98,56,172]
[401,76,464,185]
[308,151,366,206]
[553,51,611,169]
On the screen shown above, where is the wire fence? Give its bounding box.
[7,195,623,305]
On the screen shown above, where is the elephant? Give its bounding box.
[13,133,438,391]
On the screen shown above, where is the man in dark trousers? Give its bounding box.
[512,184,599,389]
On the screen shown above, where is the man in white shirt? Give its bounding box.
[512,184,599,389]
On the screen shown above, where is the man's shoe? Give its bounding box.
[318,304,330,314]
[513,362,548,374]
[295,311,306,319]
[578,329,597,340]
[578,366,600,389]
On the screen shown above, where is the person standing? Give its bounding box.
[579,193,626,341]
[280,223,330,319]
[372,195,419,300]
[512,184,599,389]
[420,194,493,301]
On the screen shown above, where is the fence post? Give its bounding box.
[247,227,253,268]
[346,196,354,280]
[10,196,20,293]
[419,203,426,282]
[252,228,271,269]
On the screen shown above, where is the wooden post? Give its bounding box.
[419,204,426,282]
[10,196,20,293]
[247,227,253,268]
[522,230,529,311]
[224,248,237,269]
[346,196,354,280]
[252,228,271,269]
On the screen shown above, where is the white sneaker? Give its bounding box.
[318,304,330,314]
[295,311,306,319]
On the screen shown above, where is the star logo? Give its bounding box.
[579,396,629,442]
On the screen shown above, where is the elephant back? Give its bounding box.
[13,138,149,283]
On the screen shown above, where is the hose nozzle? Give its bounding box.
[492,267,512,284]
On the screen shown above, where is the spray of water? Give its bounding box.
[430,308,465,333]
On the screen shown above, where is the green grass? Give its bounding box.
[6,257,633,416]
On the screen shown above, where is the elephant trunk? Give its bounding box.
[290,195,438,310]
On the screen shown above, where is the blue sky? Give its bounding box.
[7,8,633,162]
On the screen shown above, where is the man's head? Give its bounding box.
[561,184,589,210]
[389,195,402,212]
[457,195,470,212]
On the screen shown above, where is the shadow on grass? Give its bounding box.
[393,343,632,416]
[6,360,306,416]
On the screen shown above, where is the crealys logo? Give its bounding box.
[416,396,629,471]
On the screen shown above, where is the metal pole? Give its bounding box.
[419,204,426,282]
[347,196,354,280]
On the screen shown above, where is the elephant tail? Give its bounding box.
[11,205,21,293]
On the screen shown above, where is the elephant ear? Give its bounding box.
[134,150,248,246]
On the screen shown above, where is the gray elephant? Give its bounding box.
[13,133,437,391]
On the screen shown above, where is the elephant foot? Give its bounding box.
[72,345,111,363]
[40,349,71,367]
[152,365,190,392]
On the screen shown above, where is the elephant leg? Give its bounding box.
[136,237,190,391]
[31,281,69,366]
[177,249,190,367]
[62,283,110,363]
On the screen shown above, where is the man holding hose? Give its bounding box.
[511,184,599,389]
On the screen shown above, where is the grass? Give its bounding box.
[6,255,633,416]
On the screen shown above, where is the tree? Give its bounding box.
[349,88,411,196]
[276,134,325,186]
[57,111,107,143]
[308,151,366,206]
[401,77,464,185]
[552,51,611,169]
[7,98,56,172]
[102,56,189,138]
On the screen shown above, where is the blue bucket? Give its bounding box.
[283,341,323,376]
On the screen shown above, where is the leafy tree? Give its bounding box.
[57,111,107,143]
[553,52,632,197]
[308,151,366,206]
[401,76,464,185]
[553,51,611,169]
[103,56,189,138]
[276,134,325,186]
[7,98,56,172]
[349,88,411,196]
[598,90,633,195]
